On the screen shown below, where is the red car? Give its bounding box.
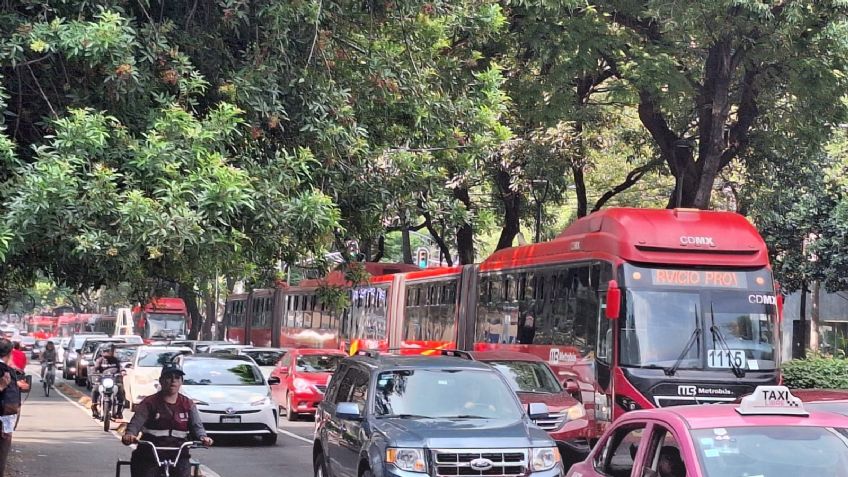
[472,350,592,466]
[270,348,346,421]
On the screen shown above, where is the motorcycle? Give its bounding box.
[42,361,55,397]
[96,372,125,432]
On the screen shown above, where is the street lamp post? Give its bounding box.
[530,179,550,243]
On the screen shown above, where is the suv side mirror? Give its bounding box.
[267,376,281,386]
[528,402,549,420]
[336,402,362,421]
[564,380,580,396]
[124,363,133,369]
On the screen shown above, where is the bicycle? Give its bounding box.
[42,361,55,397]
[116,440,206,477]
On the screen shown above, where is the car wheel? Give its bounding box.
[285,393,297,421]
[314,451,329,477]
[261,433,277,446]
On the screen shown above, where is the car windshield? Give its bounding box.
[692,426,848,477]
[182,361,264,385]
[374,369,522,420]
[84,341,116,353]
[296,354,342,373]
[485,360,562,394]
[620,287,777,371]
[137,350,186,367]
[115,347,137,362]
[244,350,285,367]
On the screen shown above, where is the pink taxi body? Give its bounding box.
[567,403,848,477]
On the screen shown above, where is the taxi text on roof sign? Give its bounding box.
[736,386,809,416]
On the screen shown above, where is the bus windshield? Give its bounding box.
[620,267,777,372]
[147,313,187,338]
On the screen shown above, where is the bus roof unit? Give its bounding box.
[482,207,769,270]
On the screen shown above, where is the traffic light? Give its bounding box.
[416,248,429,268]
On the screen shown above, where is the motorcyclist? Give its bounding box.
[90,344,123,420]
[39,341,56,381]
[121,363,213,477]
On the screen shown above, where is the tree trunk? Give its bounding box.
[401,227,413,264]
[797,280,808,358]
[373,235,385,262]
[454,186,475,264]
[494,168,521,250]
[201,280,216,341]
[178,283,203,340]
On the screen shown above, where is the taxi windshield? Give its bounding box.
[692,426,848,477]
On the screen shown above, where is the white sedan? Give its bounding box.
[175,354,280,445]
[124,346,193,408]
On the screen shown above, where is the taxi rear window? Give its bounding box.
[692,426,848,477]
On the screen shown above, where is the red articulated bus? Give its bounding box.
[132,298,190,341]
[225,208,781,440]
[57,313,86,337]
[28,315,58,339]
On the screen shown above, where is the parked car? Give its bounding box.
[123,345,193,408]
[271,348,345,421]
[566,386,848,477]
[471,350,591,464]
[174,354,280,445]
[313,350,564,477]
[17,336,36,352]
[240,347,287,379]
[31,339,49,359]
[74,337,126,386]
[110,335,144,345]
[85,342,142,389]
[62,332,107,380]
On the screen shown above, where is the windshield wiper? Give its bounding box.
[377,414,430,419]
[440,415,488,419]
[665,308,701,377]
[710,304,745,378]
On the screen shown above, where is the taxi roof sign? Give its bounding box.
[736,386,809,416]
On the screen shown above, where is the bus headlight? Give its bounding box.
[530,447,561,472]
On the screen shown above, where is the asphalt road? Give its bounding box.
[6,365,314,477]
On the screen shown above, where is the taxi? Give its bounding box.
[567,386,848,477]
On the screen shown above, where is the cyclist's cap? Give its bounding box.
[159,363,185,378]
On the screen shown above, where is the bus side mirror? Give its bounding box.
[605,281,621,319]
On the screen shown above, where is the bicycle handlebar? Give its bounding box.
[135,440,206,468]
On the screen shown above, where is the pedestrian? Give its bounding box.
[10,342,28,393]
[0,340,21,476]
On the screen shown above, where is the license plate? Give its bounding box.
[708,349,747,369]
[220,416,241,424]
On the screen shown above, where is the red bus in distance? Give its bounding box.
[132,298,190,342]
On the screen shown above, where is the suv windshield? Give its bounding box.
[296,354,342,373]
[374,369,522,420]
[692,426,848,476]
[244,350,285,367]
[485,360,562,394]
[182,361,263,385]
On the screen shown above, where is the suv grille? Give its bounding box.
[532,410,565,431]
[432,449,527,476]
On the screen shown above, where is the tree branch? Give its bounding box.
[592,157,665,212]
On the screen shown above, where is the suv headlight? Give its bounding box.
[530,447,561,472]
[386,448,426,473]
[565,403,586,420]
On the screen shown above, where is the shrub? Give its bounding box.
[782,355,848,389]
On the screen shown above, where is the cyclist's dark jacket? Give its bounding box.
[125,393,206,447]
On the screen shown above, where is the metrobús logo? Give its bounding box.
[677,386,734,397]
[679,235,715,247]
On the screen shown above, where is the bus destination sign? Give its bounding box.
[651,269,748,289]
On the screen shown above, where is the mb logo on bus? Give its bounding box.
[678,385,697,397]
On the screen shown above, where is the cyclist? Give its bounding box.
[121,363,213,477]
[39,341,56,382]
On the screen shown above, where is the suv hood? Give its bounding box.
[374,417,554,449]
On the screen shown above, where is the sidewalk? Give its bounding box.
[6,372,130,477]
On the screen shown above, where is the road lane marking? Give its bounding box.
[277,428,312,444]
